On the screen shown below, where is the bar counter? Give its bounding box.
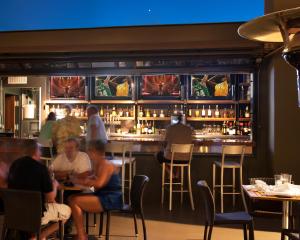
[0,134,253,164]
[108,133,253,154]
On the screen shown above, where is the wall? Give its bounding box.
[258,0,300,183]
[2,76,48,124]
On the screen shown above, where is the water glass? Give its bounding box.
[274,174,283,186]
[281,173,292,184]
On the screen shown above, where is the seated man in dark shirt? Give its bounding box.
[157,114,193,178]
[7,139,71,239]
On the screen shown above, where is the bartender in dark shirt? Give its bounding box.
[7,139,71,239]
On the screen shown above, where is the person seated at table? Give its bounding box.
[50,137,92,182]
[68,140,122,240]
[7,139,71,240]
[156,113,193,178]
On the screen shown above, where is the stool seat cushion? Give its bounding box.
[214,161,241,168]
[110,157,136,167]
[215,211,252,224]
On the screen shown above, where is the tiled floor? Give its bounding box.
[83,214,280,240]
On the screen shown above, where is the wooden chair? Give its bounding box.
[161,143,194,211]
[212,145,247,213]
[105,141,136,204]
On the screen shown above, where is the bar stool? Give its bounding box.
[105,141,136,204]
[212,145,247,213]
[40,141,54,167]
[161,143,194,211]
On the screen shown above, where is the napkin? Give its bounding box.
[265,183,300,197]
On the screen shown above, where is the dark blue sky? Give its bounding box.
[0,0,264,31]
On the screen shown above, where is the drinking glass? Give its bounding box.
[281,173,292,184]
[274,174,283,186]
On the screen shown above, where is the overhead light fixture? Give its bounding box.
[238,7,300,107]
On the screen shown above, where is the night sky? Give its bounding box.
[0,0,264,31]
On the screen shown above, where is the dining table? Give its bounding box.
[242,185,300,240]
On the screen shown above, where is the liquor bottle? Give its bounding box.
[232,121,237,135]
[125,107,130,117]
[136,120,141,135]
[152,121,155,134]
[223,108,228,118]
[75,105,80,117]
[159,110,165,118]
[141,121,145,134]
[236,121,241,135]
[173,105,178,115]
[112,106,117,117]
[50,105,55,114]
[201,105,206,118]
[144,121,148,134]
[215,105,220,118]
[153,110,157,117]
[180,105,184,114]
[119,108,123,117]
[239,122,244,135]
[229,105,235,118]
[138,107,144,117]
[188,107,192,117]
[146,109,151,117]
[147,121,152,134]
[130,107,134,117]
[245,106,250,118]
[207,105,212,118]
[195,105,200,117]
[80,106,85,117]
[222,121,227,135]
[100,106,104,117]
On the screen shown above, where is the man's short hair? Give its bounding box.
[87,140,106,153]
[64,137,80,149]
[87,105,99,113]
[22,139,39,157]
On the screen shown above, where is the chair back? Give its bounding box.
[130,175,149,214]
[221,145,245,166]
[170,144,194,164]
[105,141,134,161]
[197,180,215,225]
[1,189,42,233]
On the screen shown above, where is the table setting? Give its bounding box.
[244,174,300,198]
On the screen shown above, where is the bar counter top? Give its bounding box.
[0,134,253,163]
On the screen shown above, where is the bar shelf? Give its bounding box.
[186,100,237,104]
[186,117,236,122]
[238,118,251,121]
[137,117,170,121]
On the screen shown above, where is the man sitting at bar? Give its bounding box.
[7,139,71,240]
[50,137,92,182]
[157,114,193,178]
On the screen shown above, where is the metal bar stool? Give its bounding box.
[105,141,136,204]
[212,145,247,213]
[40,141,54,167]
[161,143,194,211]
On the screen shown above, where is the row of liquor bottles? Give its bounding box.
[133,120,252,136]
[46,104,251,120]
[137,105,251,119]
